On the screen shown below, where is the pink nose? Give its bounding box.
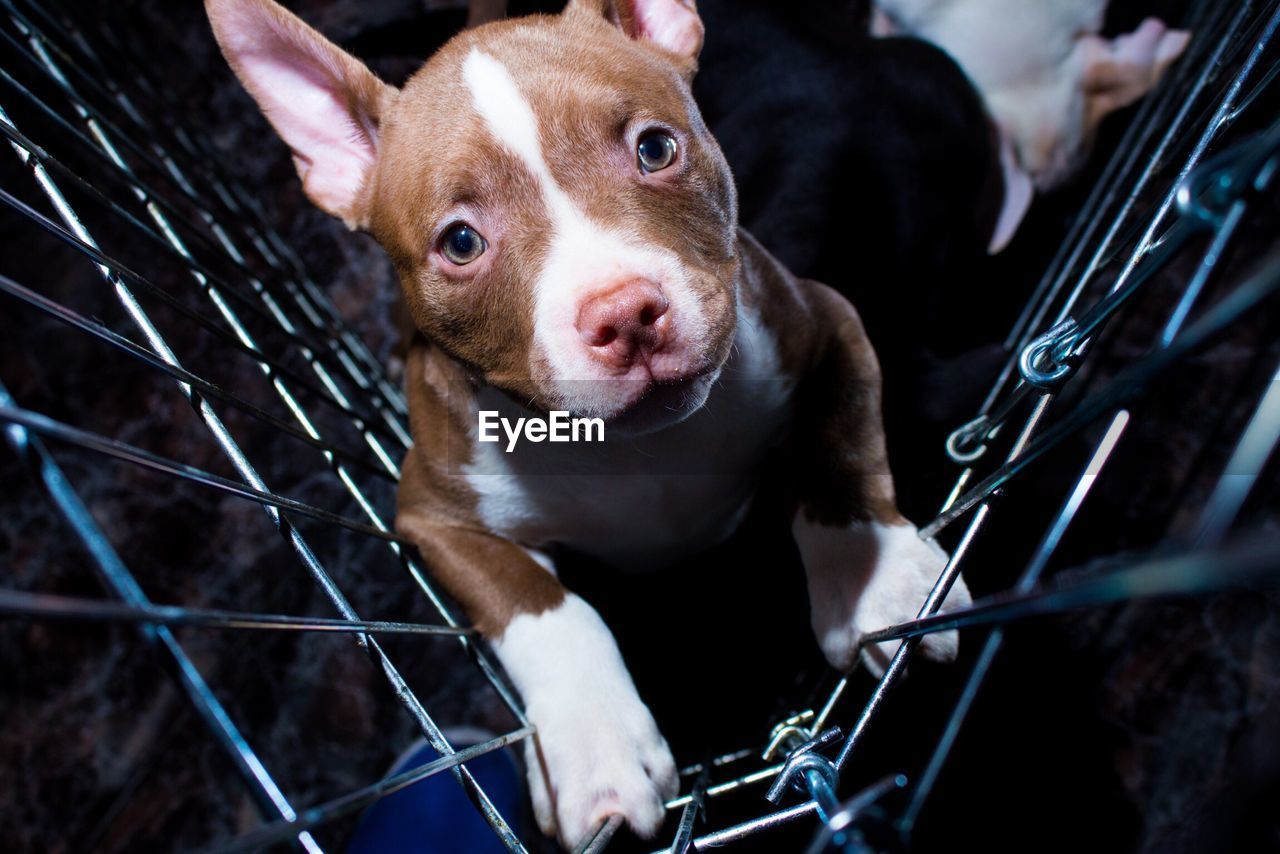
[576,279,671,366]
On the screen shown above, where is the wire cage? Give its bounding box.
[1,0,1279,852]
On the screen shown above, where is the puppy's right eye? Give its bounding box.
[440,223,486,265]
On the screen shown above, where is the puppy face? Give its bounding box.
[376,12,738,424]
[206,0,738,427]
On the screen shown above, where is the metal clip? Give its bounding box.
[1018,318,1080,388]
[765,727,843,805]
[945,414,993,464]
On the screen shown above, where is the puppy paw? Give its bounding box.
[523,692,677,847]
[496,595,677,849]
[797,520,971,677]
[1081,19,1191,128]
[852,524,971,674]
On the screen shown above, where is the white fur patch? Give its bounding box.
[462,49,553,189]
[461,49,712,415]
[792,518,971,676]
[494,594,677,845]
[725,298,792,410]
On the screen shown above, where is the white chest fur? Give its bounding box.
[462,301,793,570]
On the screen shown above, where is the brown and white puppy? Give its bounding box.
[205,0,970,845]
[874,0,1191,250]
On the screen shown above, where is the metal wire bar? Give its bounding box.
[935,111,1280,529]
[0,67,354,375]
[1163,125,1280,342]
[0,179,404,446]
[857,107,1280,831]
[676,747,759,780]
[3,28,413,513]
[0,108,395,405]
[969,0,1249,420]
[853,19,1280,845]
[0,111,261,279]
[675,801,818,851]
[761,728,851,852]
[868,10,1280,844]
[923,248,1280,539]
[0,272,397,483]
[836,500,993,772]
[803,774,907,854]
[1,7,527,729]
[733,401,1270,851]
[0,12,414,454]
[2,28,527,848]
[669,765,710,854]
[39,0,412,413]
[209,726,536,854]
[63,20,530,726]
[0,380,320,853]
[829,389,1051,779]
[681,513,1013,848]
[5,0,412,424]
[1048,4,1279,363]
[665,762,782,810]
[658,404,1053,847]
[575,817,625,854]
[948,0,1277,464]
[859,534,1280,645]
[0,588,473,637]
[1070,23,1280,276]
[898,410,1131,834]
[0,404,407,543]
[1194,362,1280,546]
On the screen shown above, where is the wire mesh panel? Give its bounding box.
[1,0,1279,852]
[0,0,530,849]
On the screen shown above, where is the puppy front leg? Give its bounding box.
[788,285,971,675]
[397,516,677,848]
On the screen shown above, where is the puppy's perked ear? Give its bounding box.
[569,0,704,74]
[204,0,396,228]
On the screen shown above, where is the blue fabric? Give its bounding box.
[348,739,523,854]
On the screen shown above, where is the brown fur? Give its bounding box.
[734,230,904,527]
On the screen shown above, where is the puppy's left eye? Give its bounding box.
[637,131,677,173]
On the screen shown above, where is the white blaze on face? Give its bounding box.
[461,49,710,413]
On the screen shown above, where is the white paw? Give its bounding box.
[796,520,972,676]
[494,594,677,849]
[523,691,677,847]
[851,525,971,674]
